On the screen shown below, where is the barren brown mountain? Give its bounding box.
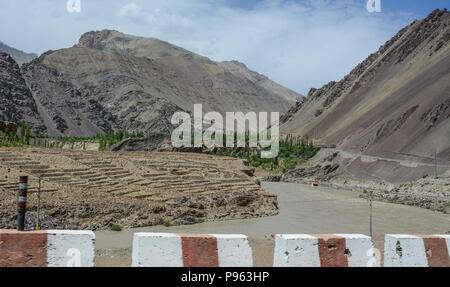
[281,9,450,182]
[0,52,45,134]
[20,30,300,137]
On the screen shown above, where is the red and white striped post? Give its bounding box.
[17,176,28,231]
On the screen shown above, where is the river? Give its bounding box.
[95,182,450,266]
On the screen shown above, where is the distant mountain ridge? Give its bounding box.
[75,30,301,107]
[75,30,302,104]
[17,30,300,137]
[0,41,36,66]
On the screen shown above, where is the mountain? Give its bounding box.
[0,52,46,134]
[21,30,300,137]
[280,9,450,181]
[0,41,36,66]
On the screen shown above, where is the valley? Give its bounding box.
[0,8,449,268]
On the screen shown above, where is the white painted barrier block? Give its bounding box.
[212,234,253,267]
[132,233,253,267]
[336,234,375,267]
[47,230,96,267]
[273,234,375,267]
[384,234,450,267]
[132,233,183,267]
[274,234,320,267]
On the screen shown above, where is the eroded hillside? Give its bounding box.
[281,9,450,181]
[0,52,45,134]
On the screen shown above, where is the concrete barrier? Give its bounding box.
[0,230,95,267]
[132,233,253,267]
[273,234,375,267]
[384,234,450,267]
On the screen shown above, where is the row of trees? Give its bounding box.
[57,130,145,144]
[209,134,320,172]
[2,125,145,150]
[58,131,145,151]
[4,125,320,173]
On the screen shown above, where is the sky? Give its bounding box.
[0,0,448,95]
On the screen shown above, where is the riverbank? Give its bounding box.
[95,182,450,266]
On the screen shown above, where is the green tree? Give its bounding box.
[25,125,31,145]
[20,125,25,143]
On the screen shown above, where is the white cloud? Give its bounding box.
[0,0,417,94]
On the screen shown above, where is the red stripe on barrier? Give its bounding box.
[179,234,219,267]
[417,235,450,267]
[311,234,349,267]
[0,230,48,267]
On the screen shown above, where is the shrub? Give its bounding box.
[111,225,122,232]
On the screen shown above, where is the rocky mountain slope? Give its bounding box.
[0,52,46,134]
[281,9,450,182]
[0,41,36,66]
[20,30,300,137]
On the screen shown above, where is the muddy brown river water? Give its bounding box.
[95,182,450,266]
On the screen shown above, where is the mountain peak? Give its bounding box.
[76,29,127,49]
[75,30,193,61]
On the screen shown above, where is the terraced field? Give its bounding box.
[0,148,278,230]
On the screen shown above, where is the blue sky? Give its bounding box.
[0,0,448,95]
[226,0,449,16]
[381,0,448,16]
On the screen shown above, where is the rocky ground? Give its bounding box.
[0,147,278,230]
